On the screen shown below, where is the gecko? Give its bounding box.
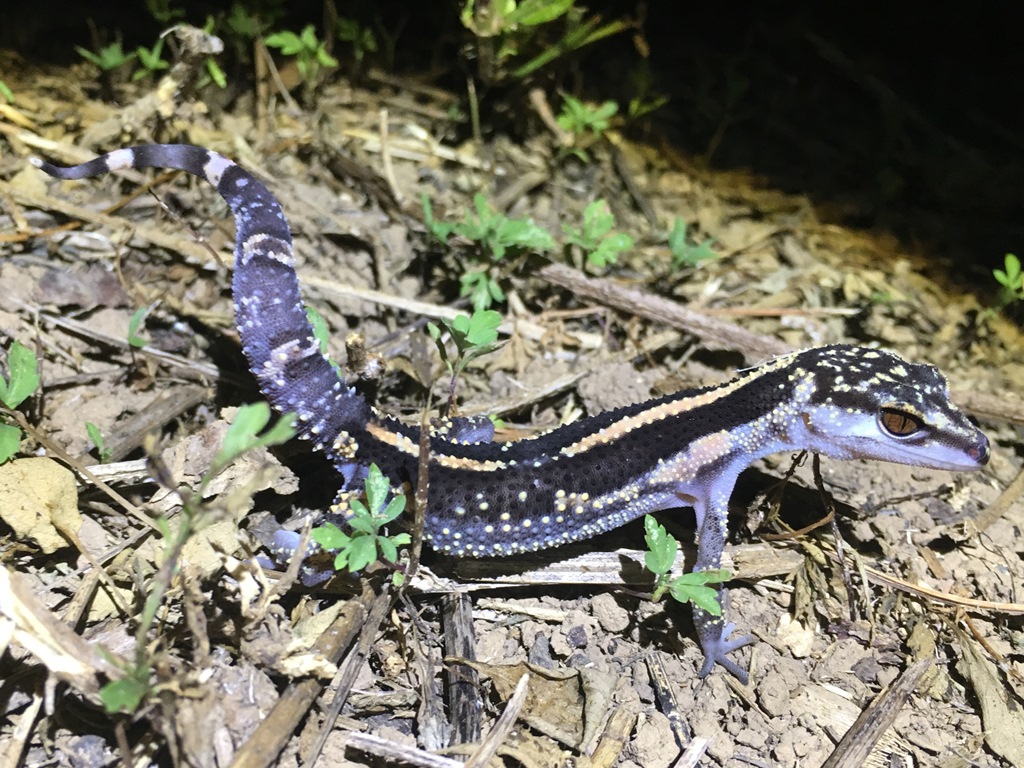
[33,145,990,681]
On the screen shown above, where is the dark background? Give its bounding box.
[3,1,1021,283]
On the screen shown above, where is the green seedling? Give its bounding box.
[143,0,185,24]
[303,305,339,368]
[208,402,295,480]
[461,0,575,37]
[223,1,283,66]
[563,199,633,268]
[0,341,39,412]
[0,341,40,465]
[99,402,295,713]
[556,95,618,161]
[306,306,344,375]
[204,57,227,89]
[336,16,378,67]
[226,2,264,39]
[265,25,338,95]
[460,0,630,83]
[0,421,20,464]
[667,217,718,268]
[423,193,555,310]
[86,422,112,464]
[199,15,228,89]
[643,515,727,615]
[0,81,14,103]
[133,39,170,81]
[428,310,504,407]
[428,310,503,377]
[76,42,135,72]
[994,253,1024,310]
[557,95,617,136]
[127,306,150,349]
[424,193,556,259]
[311,464,411,574]
[99,659,151,715]
[628,93,669,121]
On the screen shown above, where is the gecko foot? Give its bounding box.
[696,616,753,684]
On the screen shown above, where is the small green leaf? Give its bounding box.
[227,3,266,38]
[378,537,398,564]
[316,47,339,68]
[266,30,302,54]
[667,217,688,254]
[0,423,21,464]
[310,464,409,575]
[667,217,718,268]
[582,200,614,239]
[306,307,331,354]
[261,414,298,446]
[0,341,40,409]
[347,535,378,572]
[602,232,634,252]
[494,217,556,253]
[665,569,730,614]
[431,310,505,384]
[464,310,501,347]
[218,402,270,461]
[144,0,186,23]
[460,271,494,311]
[642,515,677,576]
[557,95,617,135]
[127,307,149,349]
[75,46,100,67]
[99,672,149,714]
[211,403,295,476]
[349,498,369,519]
[423,195,455,241]
[994,253,1022,292]
[300,25,318,49]
[669,582,723,615]
[506,0,574,26]
[564,199,631,267]
[347,510,377,536]
[135,38,169,77]
[76,42,135,71]
[379,495,406,525]
[486,278,506,305]
[312,522,352,550]
[364,464,390,513]
[1005,253,1021,281]
[336,17,359,42]
[205,59,227,89]
[85,422,111,463]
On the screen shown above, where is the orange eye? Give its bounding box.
[880,408,923,437]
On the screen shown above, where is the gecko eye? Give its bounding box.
[879,408,924,437]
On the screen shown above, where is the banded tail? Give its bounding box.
[33,145,371,465]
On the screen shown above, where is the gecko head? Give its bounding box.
[789,345,989,471]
